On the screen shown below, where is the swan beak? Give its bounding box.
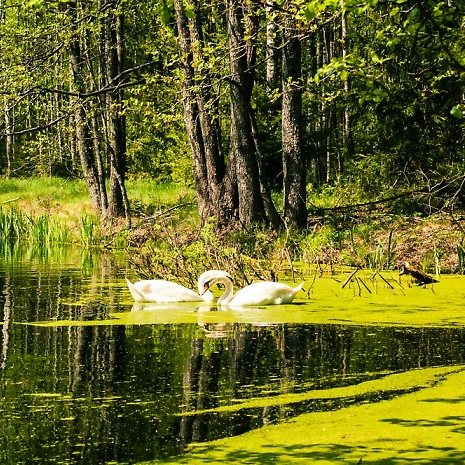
[202,282,211,295]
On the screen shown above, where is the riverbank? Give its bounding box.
[2,177,464,274]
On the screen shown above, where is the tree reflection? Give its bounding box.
[1,262,465,463]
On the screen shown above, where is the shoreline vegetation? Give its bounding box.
[2,176,465,278]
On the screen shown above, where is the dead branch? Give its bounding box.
[341,268,358,289]
[399,261,439,284]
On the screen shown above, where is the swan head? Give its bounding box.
[198,270,233,295]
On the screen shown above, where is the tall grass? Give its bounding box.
[0,208,71,246]
[458,243,465,274]
[0,208,24,243]
[80,215,101,247]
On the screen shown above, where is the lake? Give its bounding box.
[1,248,464,464]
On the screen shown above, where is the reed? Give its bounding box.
[368,240,385,271]
[0,207,71,247]
[80,215,101,247]
[458,243,465,274]
[0,208,25,243]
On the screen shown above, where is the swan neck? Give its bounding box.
[218,277,234,305]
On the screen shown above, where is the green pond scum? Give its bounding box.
[5,264,465,464]
[127,271,465,464]
[153,366,465,465]
[32,270,465,328]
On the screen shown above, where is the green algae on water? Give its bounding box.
[155,366,465,465]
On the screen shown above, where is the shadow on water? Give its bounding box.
[0,252,465,463]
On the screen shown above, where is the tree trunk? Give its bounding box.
[105,5,130,226]
[67,1,108,216]
[3,98,13,177]
[68,18,107,215]
[227,0,267,227]
[340,0,353,160]
[174,0,279,229]
[266,1,279,92]
[174,0,226,225]
[282,7,307,229]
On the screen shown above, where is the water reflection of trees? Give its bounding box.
[1,262,465,462]
[177,322,465,446]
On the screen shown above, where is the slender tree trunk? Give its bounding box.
[174,0,221,225]
[282,7,306,229]
[105,4,130,226]
[3,98,12,177]
[340,0,353,160]
[67,1,108,216]
[266,1,279,92]
[69,41,107,214]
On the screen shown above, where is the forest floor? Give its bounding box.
[126,207,465,275]
[341,211,465,274]
[2,177,464,274]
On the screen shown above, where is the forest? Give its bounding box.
[0,0,464,231]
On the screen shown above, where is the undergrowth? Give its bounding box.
[1,177,465,276]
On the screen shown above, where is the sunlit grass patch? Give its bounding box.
[126,179,196,213]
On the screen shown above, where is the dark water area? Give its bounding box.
[0,251,464,464]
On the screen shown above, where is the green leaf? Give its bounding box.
[304,5,316,21]
[450,105,463,119]
[184,4,196,19]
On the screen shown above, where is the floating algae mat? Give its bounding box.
[161,366,465,465]
[32,270,465,328]
[3,259,465,464]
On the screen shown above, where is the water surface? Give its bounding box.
[0,252,464,464]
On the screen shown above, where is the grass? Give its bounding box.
[1,176,465,274]
[0,177,195,218]
[0,176,197,246]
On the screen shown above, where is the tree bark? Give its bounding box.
[174,0,280,229]
[266,1,279,92]
[282,7,307,228]
[227,0,267,227]
[67,7,108,216]
[174,0,218,225]
[105,5,131,226]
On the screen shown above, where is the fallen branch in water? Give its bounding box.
[399,261,439,284]
[341,268,359,289]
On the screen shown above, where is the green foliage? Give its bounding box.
[80,215,101,248]
[1,0,465,222]
[0,208,70,246]
[128,218,303,290]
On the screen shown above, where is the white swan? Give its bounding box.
[126,273,215,303]
[199,270,304,307]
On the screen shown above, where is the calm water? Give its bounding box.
[0,250,464,464]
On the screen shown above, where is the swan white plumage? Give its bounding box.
[199,270,304,307]
[126,273,215,303]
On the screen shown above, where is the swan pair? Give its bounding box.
[126,270,304,307]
